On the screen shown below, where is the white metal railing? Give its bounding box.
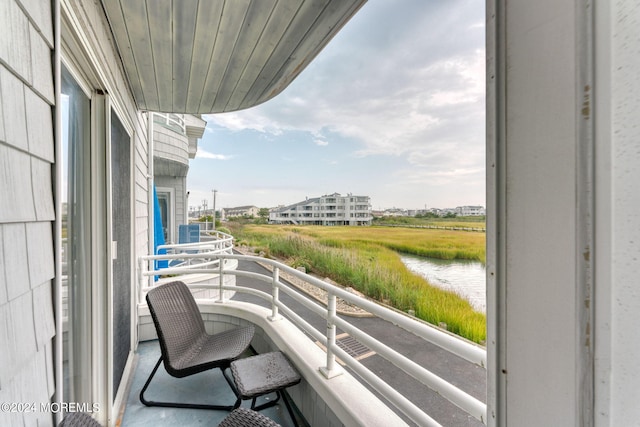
[138,231,234,297]
[152,112,186,135]
[137,244,487,426]
[157,230,233,255]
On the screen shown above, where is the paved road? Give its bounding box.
[231,257,486,427]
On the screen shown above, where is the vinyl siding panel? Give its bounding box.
[17,0,54,46]
[8,292,38,371]
[0,67,29,151]
[32,282,55,352]
[0,145,37,222]
[0,227,6,306]
[29,24,55,103]
[2,224,30,301]
[24,88,54,161]
[0,1,56,425]
[26,222,54,288]
[0,0,32,83]
[30,157,55,221]
[0,77,4,142]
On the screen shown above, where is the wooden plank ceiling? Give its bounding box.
[102,0,366,114]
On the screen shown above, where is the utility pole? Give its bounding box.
[212,189,217,230]
[202,199,208,231]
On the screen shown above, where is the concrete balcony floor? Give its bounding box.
[119,340,304,427]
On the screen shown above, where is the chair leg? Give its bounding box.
[251,392,281,411]
[281,391,300,427]
[250,391,299,427]
[139,356,235,411]
[139,356,163,407]
[222,367,242,409]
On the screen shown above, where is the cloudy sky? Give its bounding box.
[188,0,485,211]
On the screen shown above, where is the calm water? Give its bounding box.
[400,254,486,313]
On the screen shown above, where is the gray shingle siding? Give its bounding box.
[0,0,56,425]
[0,67,29,152]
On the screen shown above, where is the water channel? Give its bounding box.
[400,254,486,313]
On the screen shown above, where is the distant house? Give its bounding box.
[455,206,486,216]
[382,208,409,217]
[223,205,260,218]
[270,193,372,226]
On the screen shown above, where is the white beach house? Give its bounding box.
[269,193,372,226]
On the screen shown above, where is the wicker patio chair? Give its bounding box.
[140,281,255,410]
[58,412,102,427]
[218,408,282,427]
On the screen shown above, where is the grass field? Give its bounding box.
[227,222,486,344]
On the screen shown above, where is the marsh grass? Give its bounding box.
[305,225,485,263]
[373,215,486,229]
[229,224,486,343]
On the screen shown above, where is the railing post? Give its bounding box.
[320,293,342,378]
[216,256,225,303]
[268,267,281,321]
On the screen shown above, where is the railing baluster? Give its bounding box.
[321,293,342,378]
[269,267,280,321]
[216,257,225,302]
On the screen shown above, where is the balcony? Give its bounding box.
[126,232,487,426]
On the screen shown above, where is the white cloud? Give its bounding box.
[203,112,283,135]
[207,3,483,150]
[196,0,486,207]
[196,149,233,160]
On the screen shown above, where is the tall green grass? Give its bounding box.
[303,225,485,263]
[229,224,486,344]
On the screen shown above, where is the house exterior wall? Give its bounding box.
[152,114,205,243]
[153,123,189,175]
[184,114,206,159]
[224,206,260,218]
[456,206,486,216]
[270,194,372,226]
[0,0,56,426]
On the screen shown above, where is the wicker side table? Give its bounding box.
[231,352,301,427]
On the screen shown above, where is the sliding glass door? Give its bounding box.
[110,110,132,401]
[61,65,92,404]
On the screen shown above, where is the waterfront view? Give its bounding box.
[226,220,487,344]
[400,255,486,313]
